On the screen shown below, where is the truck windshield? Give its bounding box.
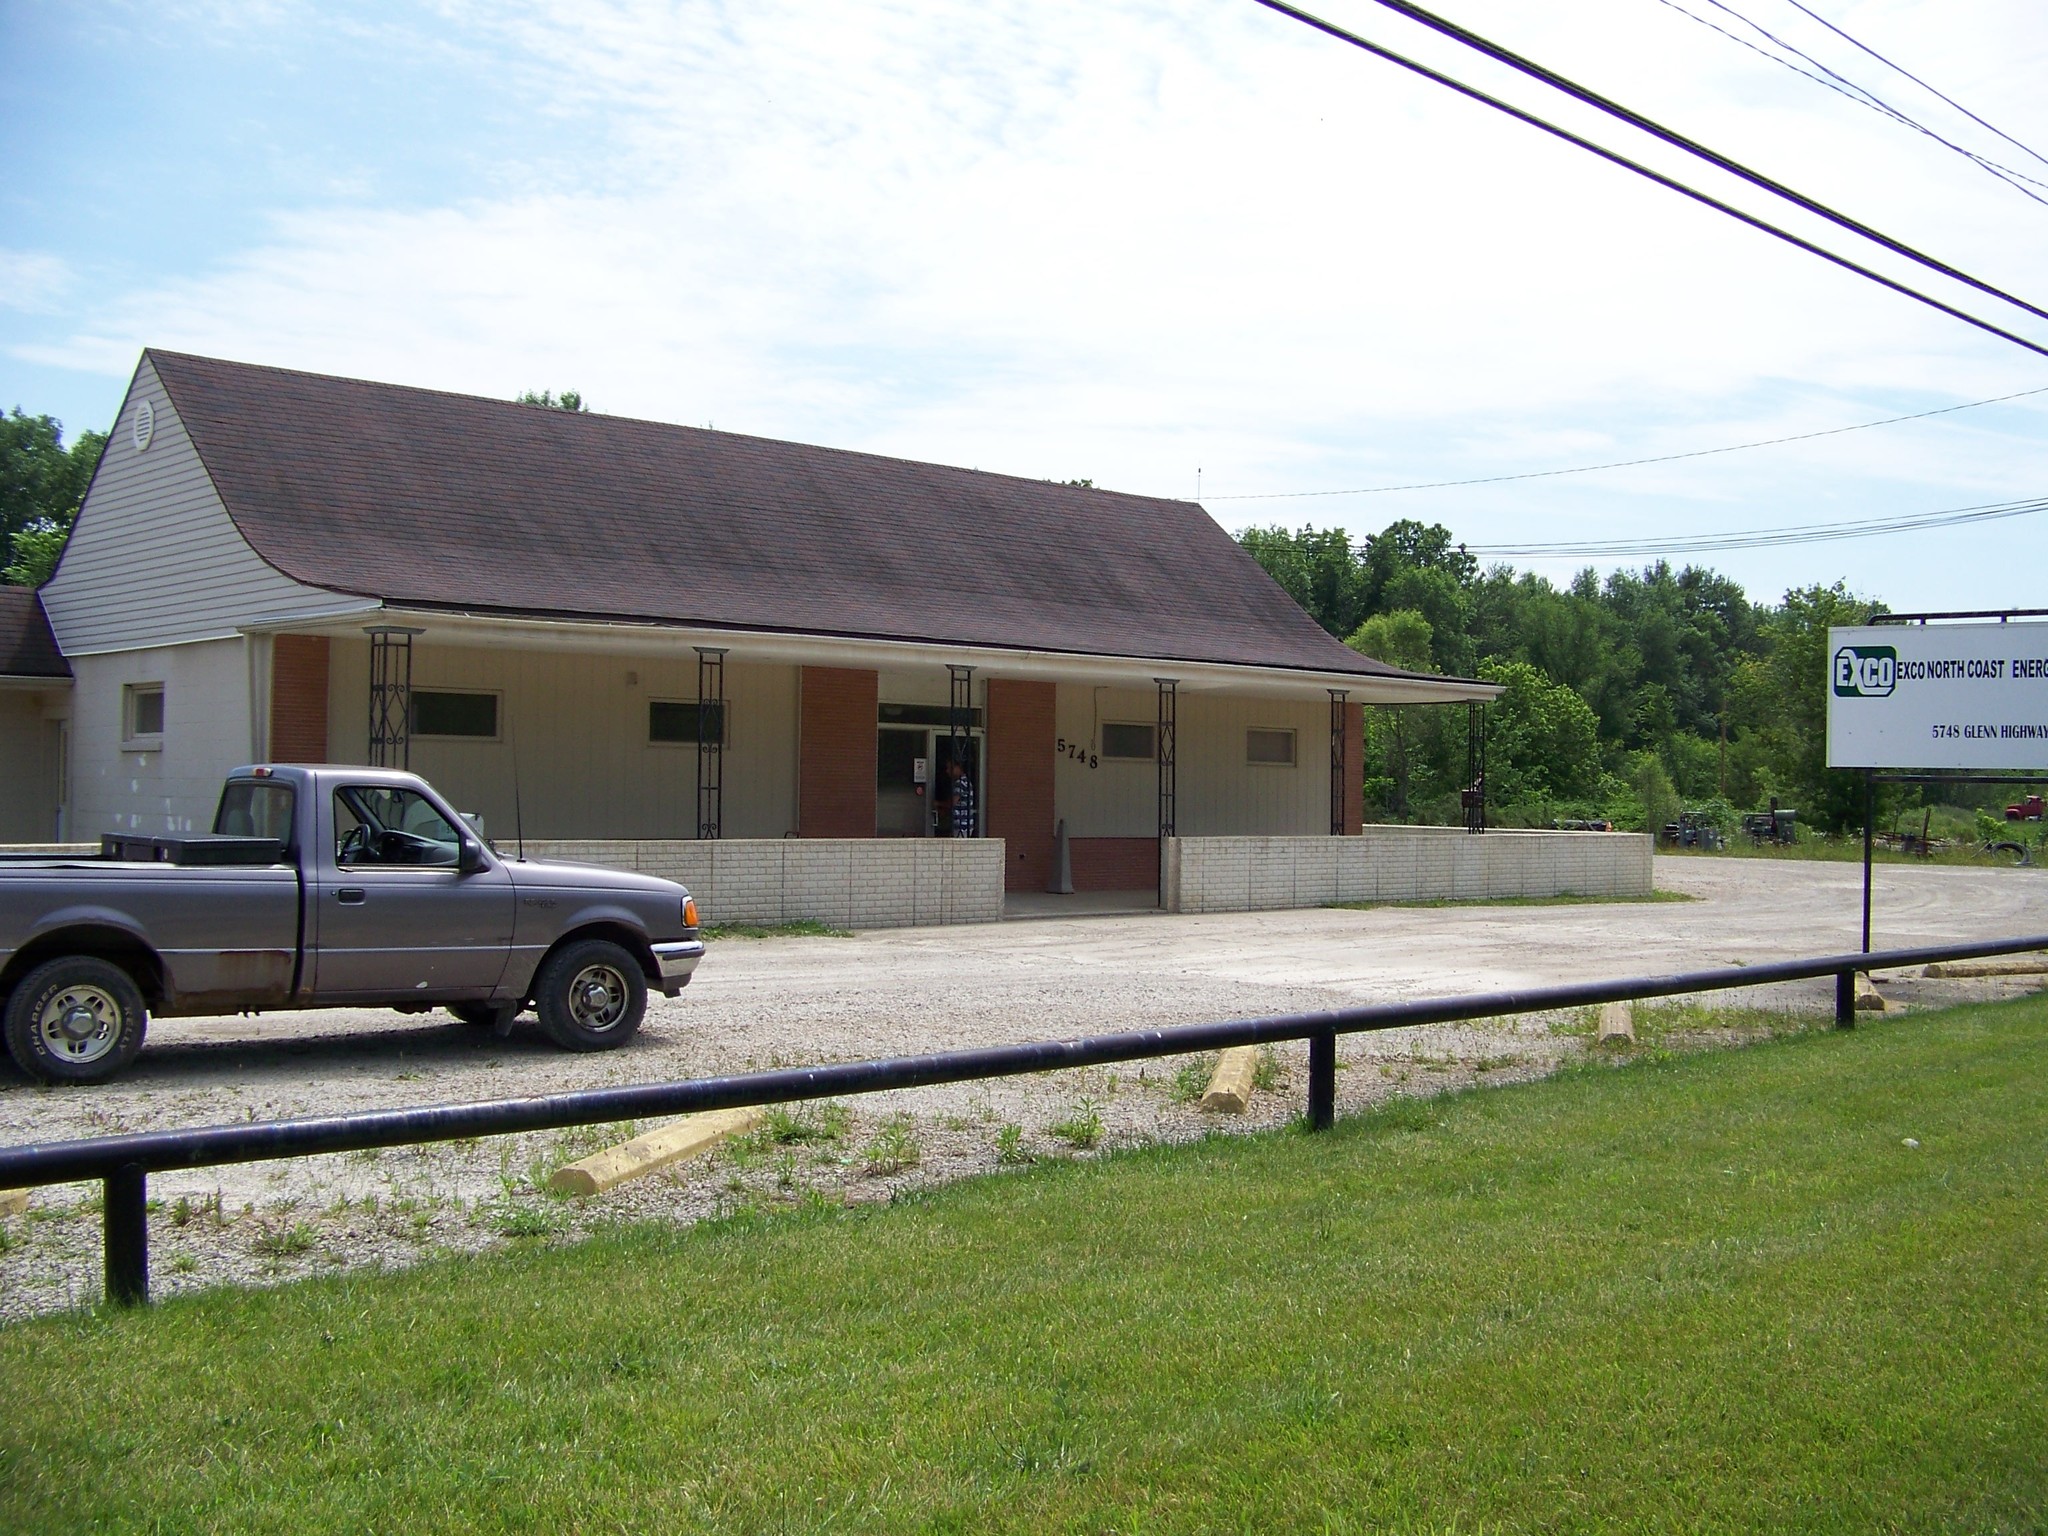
[214,781,295,842]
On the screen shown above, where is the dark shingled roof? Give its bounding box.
[0,587,69,679]
[149,350,1414,679]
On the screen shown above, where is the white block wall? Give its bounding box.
[1162,827,1653,914]
[65,639,262,839]
[521,838,1008,929]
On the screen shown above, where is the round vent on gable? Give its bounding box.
[133,399,155,451]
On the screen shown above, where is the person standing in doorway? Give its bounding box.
[943,756,976,839]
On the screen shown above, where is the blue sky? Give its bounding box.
[4,0,2046,613]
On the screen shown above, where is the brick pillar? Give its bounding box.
[1070,838,1161,891]
[1344,701,1365,835]
[986,678,1055,891]
[270,635,331,763]
[799,666,877,838]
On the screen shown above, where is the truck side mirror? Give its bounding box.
[457,838,486,875]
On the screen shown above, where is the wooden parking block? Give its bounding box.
[0,1188,28,1218]
[548,1106,768,1197]
[1595,1001,1635,1044]
[1854,973,1889,1013]
[1200,1046,1261,1114]
[1925,956,2048,979]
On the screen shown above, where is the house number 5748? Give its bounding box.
[1056,738,1098,769]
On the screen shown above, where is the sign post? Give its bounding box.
[1827,618,2048,966]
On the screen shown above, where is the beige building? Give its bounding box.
[19,351,1655,923]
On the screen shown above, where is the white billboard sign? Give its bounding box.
[1827,622,2048,770]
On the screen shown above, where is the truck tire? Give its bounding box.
[533,939,647,1052]
[4,956,150,1085]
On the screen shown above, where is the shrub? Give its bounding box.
[994,1124,1034,1165]
[1048,1102,1104,1150]
[861,1115,921,1175]
[251,1222,317,1258]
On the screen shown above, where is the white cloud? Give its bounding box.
[17,0,2048,603]
[0,249,76,314]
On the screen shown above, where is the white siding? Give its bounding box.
[66,640,258,838]
[327,641,800,840]
[39,357,371,656]
[1052,684,1330,837]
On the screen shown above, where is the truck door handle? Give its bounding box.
[337,888,366,905]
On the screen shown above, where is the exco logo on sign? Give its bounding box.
[1832,645,1896,698]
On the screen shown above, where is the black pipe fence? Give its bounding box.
[4,933,2046,1307]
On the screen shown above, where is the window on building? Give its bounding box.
[124,683,165,742]
[411,690,499,739]
[1247,727,1297,766]
[1100,722,1155,760]
[650,699,727,745]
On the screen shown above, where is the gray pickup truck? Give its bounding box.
[0,765,704,1084]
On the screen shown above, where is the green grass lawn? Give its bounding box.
[4,998,2045,1533]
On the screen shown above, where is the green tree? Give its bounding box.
[1346,608,1435,672]
[1729,582,1887,833]
[1233,511,1872,829]
[516,389,588,412]
[1477,657,1602,807]
[2,519,70,586]
[1630,752,1683,836]
[1236,524,1367,638]
[2,409,106,585]
[1350,609,1437,818]
[1359,519,1476,611]
[1382,564,1474,676]
[1600,561,1757,740]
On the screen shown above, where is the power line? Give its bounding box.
[1468,492,2048,559]
[1782,0,2048,174]
[1651,0,2048,207]
[1338,0,2048,327]
[1206,383,2048,501]
[1706,0,2048,194]
[1695,0,2048,202]
[1243,0,2048,362]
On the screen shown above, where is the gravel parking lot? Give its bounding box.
[3,854,2043,1317]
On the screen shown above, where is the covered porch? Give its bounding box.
[244,607,1509,926]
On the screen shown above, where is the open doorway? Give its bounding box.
[876,726,982,837]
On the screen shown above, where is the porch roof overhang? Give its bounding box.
[0,587,71,681]
[243,605,1500,706]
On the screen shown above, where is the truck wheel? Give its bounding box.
[533,939,647,1052]
[4,957,149,1085]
